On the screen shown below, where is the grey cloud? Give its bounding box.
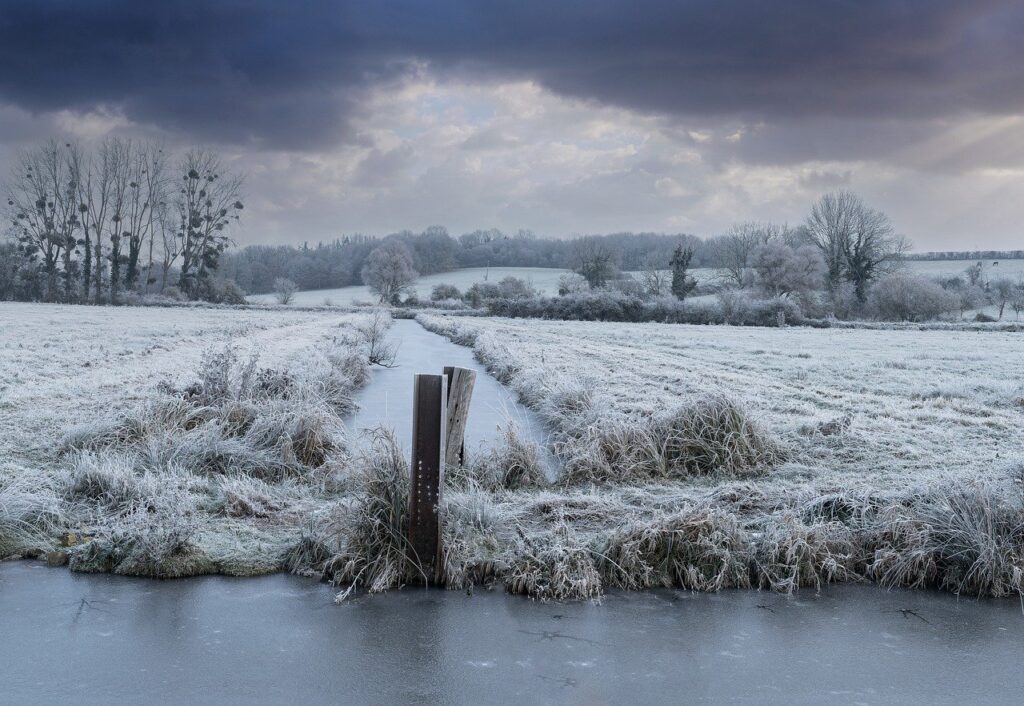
[1,1,1023,151]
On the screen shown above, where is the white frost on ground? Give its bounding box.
[0,302,358,480]
[418,315,1024,489]
[246,266,575,306]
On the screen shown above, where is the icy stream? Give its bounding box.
[2,561,1022,704]
[346,318,556,477]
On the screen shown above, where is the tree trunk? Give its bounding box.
[82,229,92,300]
[94,238,104,304]
[45,258,58,303]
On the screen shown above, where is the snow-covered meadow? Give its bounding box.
[0,302,384,576]
[0,302,357,478]
[5,300,1024,601]
[418,314,1024,490]
[246,266,574,306]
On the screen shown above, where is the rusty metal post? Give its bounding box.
[408,374,447,584]
[443,366,476,468]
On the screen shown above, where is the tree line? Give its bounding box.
[1,139,244,304]
[220,228,711,295]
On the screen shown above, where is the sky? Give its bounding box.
[1,1,1023,251]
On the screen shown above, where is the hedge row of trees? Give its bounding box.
[220,228,711,295]
[1,139,244,304]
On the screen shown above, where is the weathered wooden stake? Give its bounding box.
[408,374,447,584]
[443,366,477,468]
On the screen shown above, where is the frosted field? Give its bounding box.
[247,266,573,306]
[4,301,1024,600]
[420,315,1024,491]
[0,302,356,480]
[907,258,1024,280]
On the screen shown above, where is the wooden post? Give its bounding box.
[408,374,447,584]
[443,366,476,468]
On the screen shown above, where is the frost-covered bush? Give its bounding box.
[355,309,398,367]
[273,277,298,305]
[829,281,863,320]
[868,273,958,321]
[751,243,826,299]
[497,276,535,299]
[557,272,589,295]
[485,289,806,327]
[609,275,646,297]
[430,283,462,301]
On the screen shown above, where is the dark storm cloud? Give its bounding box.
[1,0,1023,149]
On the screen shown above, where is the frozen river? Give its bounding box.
[2,561,1023,704]
[346,318,555,477]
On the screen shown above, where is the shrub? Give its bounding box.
[192,277,248,304]
[463,282,502,308]
[273,277,298,305]
[557,273,589,295]
[497,276,535,299]
[485,290,804,327]
[430,283,462,301]
[869,273,957,321]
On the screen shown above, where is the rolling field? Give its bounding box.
[247,266,574,306]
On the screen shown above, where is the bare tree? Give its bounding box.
[361,240,418,304]
[122,142,168,292]
[1010,279,1024,320]
[5,141,81,302]
[173,149,245,299]
[81,138,124,303]
[357,309,399,367]
[718,221,787,287]
[273,277,298,305]
[991,277,1014,320]
[156,198,179,292]
[640,255,670,297]
[806,191,908,301]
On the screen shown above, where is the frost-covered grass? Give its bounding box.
[418,314,1024,490]
[0,302,388,575]
[384,313,1024,600]
[6,300,1024,603]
